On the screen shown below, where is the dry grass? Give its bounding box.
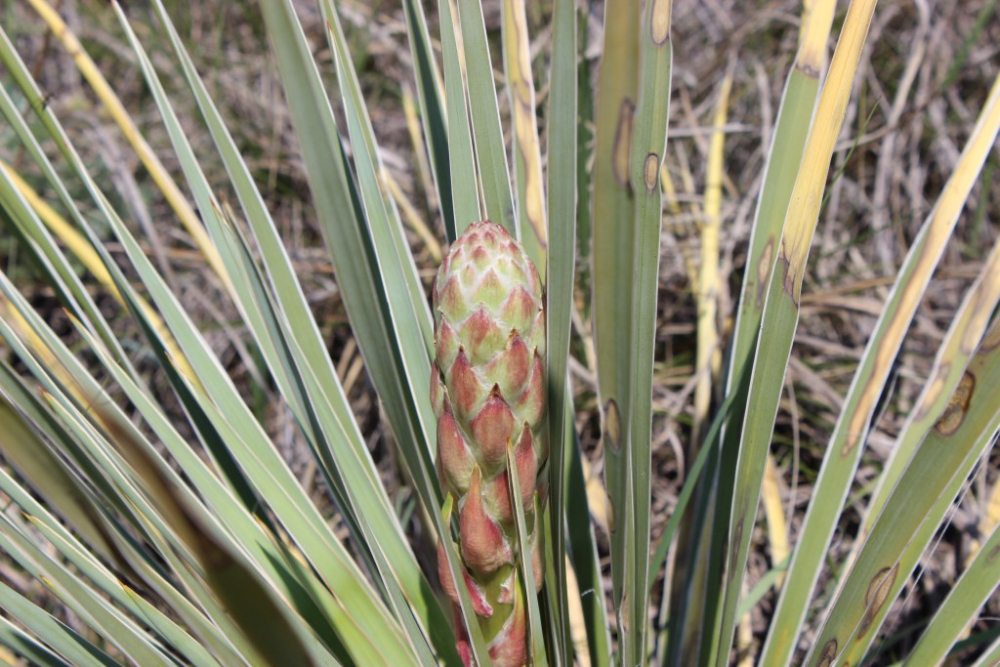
[2,0,999,662]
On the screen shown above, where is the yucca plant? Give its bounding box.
[0,0,998,665]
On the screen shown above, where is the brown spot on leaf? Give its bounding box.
[796,62,820,78]
[650,0,671,45]
[643,153,660,193]
[858,565,898,638]
[840,434,860,458]
[604,399,622,453]
[980,320,1000,352]
[612,100,635,187]
[817,638,838,667]
[620,591,630,632]
[777,247,798,307]
[934,372,975,436]
[756,238,774,309]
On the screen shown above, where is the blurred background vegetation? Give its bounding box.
[2,0,999,661]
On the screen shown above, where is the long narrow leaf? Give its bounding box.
[904,518,1000,666]
[0,462,239,666]
[544,0,579,660]
[564,415,612,667]
[455,0,517,234]
[623,0,673,661]
[437,0,481,235]
[507,447,548,666]
[714,2,878,661]
[0,614,74,667]
[401,0,454,239]
[666,68,738,666]
[761,68,1000,666]
[0,391,114,563]
[502,0,548,272]
[140,1,438,601]
[591,1,640,652]
[255,0,442,509]
[22,0,230,291]
[972,634,1000,667]
[806,318,1000,665]
[0,582,116,667]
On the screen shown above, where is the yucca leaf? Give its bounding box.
[455,0,516,235]
[622,0,673,661]
[234,7,470,653]
[0,516,176,667]
[859,226,1000,533]
[806,316,1000,665]
[223,227,438,661]
[2,305,324,665]
[46,381,323,667]
[507,447,548,666]
[542,0,579,659]
[0,87,264,544]
[0,14,403,655]
[81,205,407,662]
[714,2,877,660]
[0,445,236,666]
[564,413,612,667]
[0,32,264,509]
[0,354,294,664]
[0,135,398,659]
[591,0,639,652]
[0,156,196,381]
[0,361,129,530]
[861,83,1000,526]
[95,13,447,653]
[648,363,748,589]
[0,388,116,564]
[401,0,454,240]
[25,517,222,667]
[0,581,116,667]
[664,68,736,665]
[903,518,1000,666]
[437,0,481,236]
[502,0,548,274]
[761,68,1000,666]
[24,0,223,285]
[139,0,418,545]
[0,293,286,666]
[723,0,837,401]
[320,3,434,349]
[972,634,1000,667]
[80,328,349,660]
[221,214,438,661]
[253,0,444,506]
[0,52,129,372]
[0,614,74,667]
[21,0,230,292]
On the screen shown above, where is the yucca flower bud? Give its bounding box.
[432,221,546,666]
